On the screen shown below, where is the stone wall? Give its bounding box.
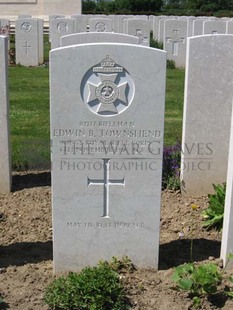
[0,0,81,20]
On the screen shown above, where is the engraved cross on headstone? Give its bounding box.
[87,159,125,218]
[166,29,185,55]
[136,29,148,45]
[23,41,31,55]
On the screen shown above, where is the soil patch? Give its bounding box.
[0,171,233,310]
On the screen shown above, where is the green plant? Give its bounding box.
[162,142,181,190]
[167,59,176,69]
[150,32,163,49]
[172,262,222,307]
[190,204,198,262]
[99,256,135,273]
[0,295,4,304]
[202,183,226,231]
[223,253,233,298]
[44,264,129,310]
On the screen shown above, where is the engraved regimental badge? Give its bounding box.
[81,55,135,116]
[21,22,32,33]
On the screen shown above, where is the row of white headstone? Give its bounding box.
[1,32,233,272]
[49,14,233,68]
[2,15,233,67]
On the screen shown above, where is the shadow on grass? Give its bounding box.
[12,171,51,191]
[0,241,52,268]
[159,238,221,269]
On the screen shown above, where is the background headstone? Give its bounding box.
[0,36,11,193]
[115,15,134,33]
[37,18,44,64]
[192,18,206,36]
[61,32,140,47]
[124,18,150,46]
[164,19,187,67]
[89,18,113,33]
[221,102,233,270]
[203,20,227,34]
[71,14,87,33]
[0,19,10,37]
[158,17,171,43]
[152,15,167,40]
[49,15,65,42]
[187,16,196,37]
[50,43,166,272]
[50,18,75,49]
[15,18,41,66]
[227,20,233,34]
[181,35,233,195]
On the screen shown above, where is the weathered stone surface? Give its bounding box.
[50,43,166,272]
[0,36,11,193]
[61,32,140,46]
[181,35,233,195]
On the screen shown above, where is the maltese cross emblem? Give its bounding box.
[81,55,135,116]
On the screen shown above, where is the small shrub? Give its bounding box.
[172,254,233,307]
[167,59,176,69]
[44,264,129,310]
[9,47,15,66]
[228,276,233,298]
[163,142,181,190]
[0,295,4,304]
[150,32,163,49]
[172,262,222,307]
[202,183,226,231]
[99,256,135,273]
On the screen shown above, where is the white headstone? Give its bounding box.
[0,36,11,193]
[50,43,166,272]
[192,18,206,36]
[50,18,75,49]
[71,14,87,33]
[187,16,196,37]
[60,32,140,47]
[49,15,65,42]
[164,19,187,67]
[0,19,10,37]
[227,20,233,34]
[152,15,167,40]
[115,15,134,34]
[181,35,233,195]
[134,15,148,20]
[203,20,227,35]
[89,18,113,33]
[179,16,188,21]
[124,18,150,46]
[221,102,233,270]
[15,18,41,66]
[37,18,44,65]
[158,17,170,42]
[149,15,154,31]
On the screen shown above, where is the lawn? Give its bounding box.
[8,53,185,169]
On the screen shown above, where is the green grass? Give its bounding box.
[9,66,50,169]
[8,61,185,170]
[165,68,185,146]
